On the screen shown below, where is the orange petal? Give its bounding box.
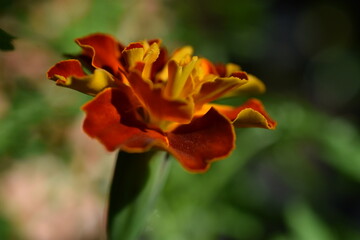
[47,59,86,79]
[47,60,117,96]
[128,71,194,124]
[215,63,241,77]
[193,72,249,106]
[199,58,218,76]
[82,88,167,152]
[166,108,235,172]
[214,99,277,129]
[222,74,266,97]
[75,33,123,75]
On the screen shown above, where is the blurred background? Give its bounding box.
[1,0,360,239]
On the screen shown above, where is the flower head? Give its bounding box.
[47,33,276,172]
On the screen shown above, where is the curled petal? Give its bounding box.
[128,71,194,123]
[193,72,249,106]
[143,43,160,69]
[82,88,167,152]
[166,108,235,172]
[223,74,266,97]
[47,59,86,79]
[122,42,161,80]
[76,33,123,75]
[156,46,194,81]
[213,99,276,129]
[48,60,117,96]
[122,42,145,68]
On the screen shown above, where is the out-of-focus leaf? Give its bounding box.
[53,0,124,53]
[0,215,16,239]
[271,99,360,183]
[0,28,15,51]
[320,118,360,183]
[286,201,335,240]
[0,86,47,158]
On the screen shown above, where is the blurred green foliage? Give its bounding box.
[51,0,124,53]
[0,0,359,239]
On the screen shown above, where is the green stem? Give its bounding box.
[147,152,171,208]
[107,151,171,240]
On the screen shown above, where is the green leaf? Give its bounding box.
[0,28,15,51]
[107,150,170,240]
[320,118,360,183]
[286,201,335,240]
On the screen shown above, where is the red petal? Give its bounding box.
[216,99,277,129]
[75,33,123,75]
[47,59,86,80]
[128,71,194,123]
[215,63,227,77]
[230,71,248,80]
[166,108,235,172]
[82,88,167,152]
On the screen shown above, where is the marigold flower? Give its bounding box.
[47,33,276,172]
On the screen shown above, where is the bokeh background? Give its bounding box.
[1,0,360,239]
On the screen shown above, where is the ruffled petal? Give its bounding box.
[128,71,194,123]
[193,72,249,106]
[75,33,123,75]
[47,59,86,79]
[212,99,276,129]
[122,42,146,68]
[82,88,167,152]
[47,60,117,96]
[122,41,161,80]
[166,108,235,172]
[156,46,194,81]
[222,74,266,97]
